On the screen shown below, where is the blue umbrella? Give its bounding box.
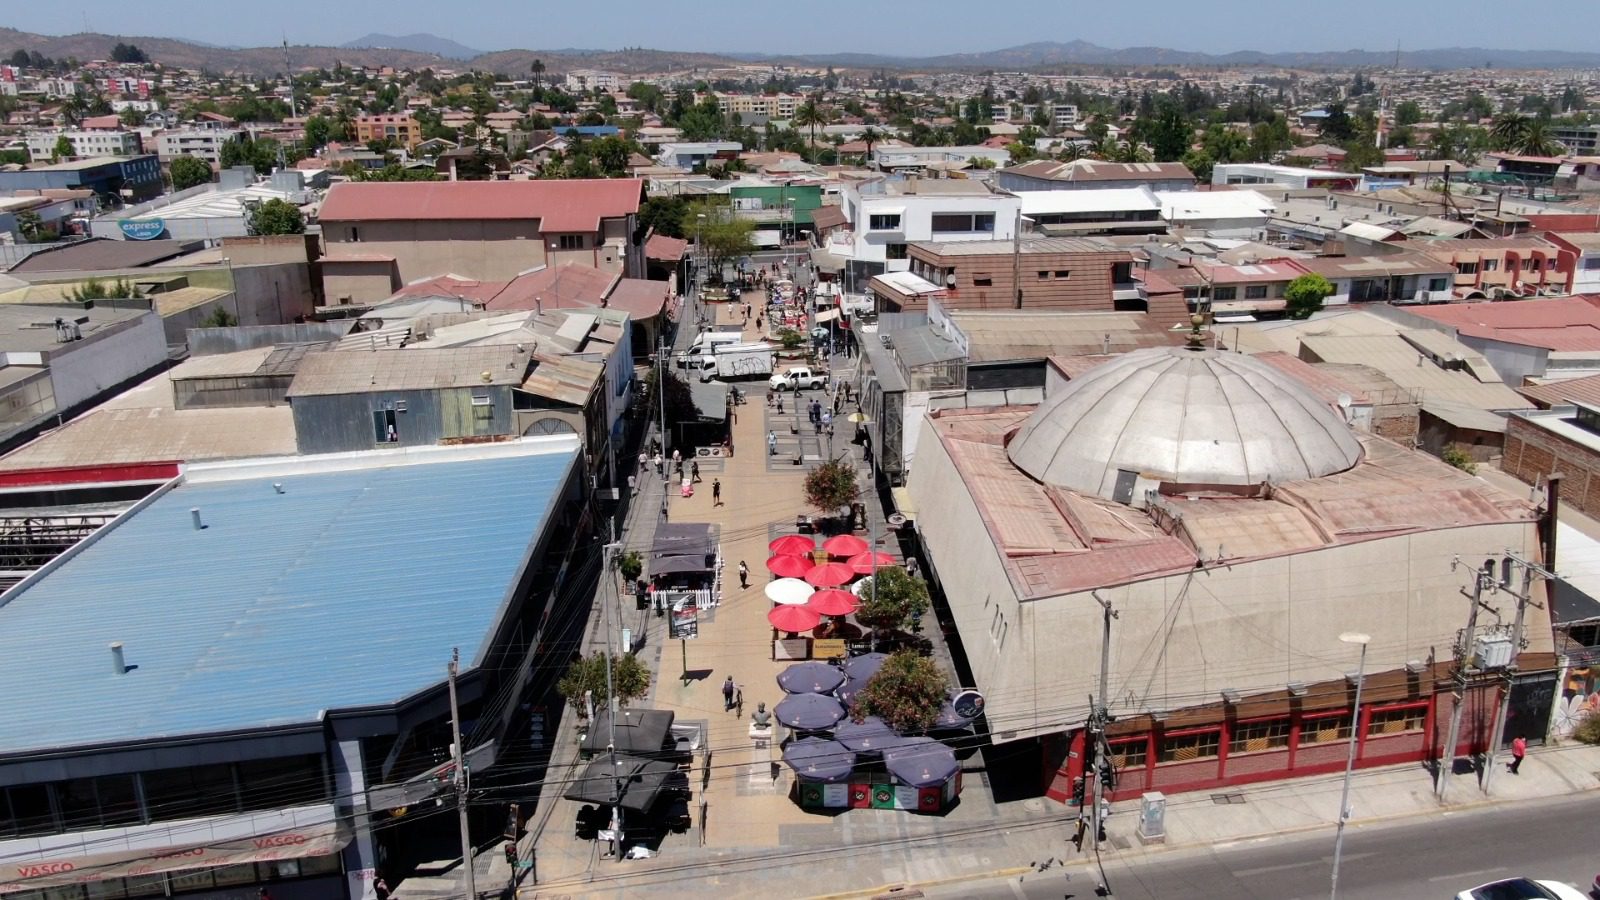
[884,737,960,788]
[834,716,907,753]
[777,661,846,695]
[842,652,888,681]
[774,693,846,731]
[782,737,856,782]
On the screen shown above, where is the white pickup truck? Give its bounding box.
[768,366,829,391]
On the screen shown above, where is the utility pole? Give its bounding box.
[1330,632,1370,900]
[1011,207,1024,310]
[1086,591,1117,862]
[1438,558,1498,802]
[657,336,669,460]
[1483,551,1551,795]
[447,648,477,900]
[601,538,624,861]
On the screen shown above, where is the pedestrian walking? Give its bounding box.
[738,560,749,588]
[675,457,685,477]
[627,474,637,495]
[768,431,778,455]
[722,676,736,711]
[691,460,701,483]
[822,410,832,430]
[652,453,663,476]
[637,451,647,473]
[672,448,681,466]
[1509,735,1527,774]
[906,556,920,579]
[712,478,722,506]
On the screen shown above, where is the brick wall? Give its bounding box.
[908,247,1128,312]
[1502,415,1600,516]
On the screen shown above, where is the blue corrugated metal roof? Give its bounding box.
[0,444,578,756]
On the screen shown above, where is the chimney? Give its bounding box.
[191,507,204,530]
[110,642,126,675]
[273,483,285,494]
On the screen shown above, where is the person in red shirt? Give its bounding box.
[1509,735,1528,774]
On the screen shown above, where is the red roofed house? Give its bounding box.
[317,179,647,306]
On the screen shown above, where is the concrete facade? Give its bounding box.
[290,384,516,454]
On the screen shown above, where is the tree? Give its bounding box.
[168,155,212,191]
[556,652,651,718]
[793,99,826,149]
[50,135,75,162]
[118,106,146,127]
[638,195,689,239]
[1394,100,1424,127]
[1489,113,1529,151]
[617,550,643,584]
[1181,148,1214,183]
[644,364,700,428]
[1518,119,1566,157]
[15,209,44,243]
[1284,273,1333,320]
[198,307,238,328]
[802,457,858,516]
[850,650,947,733]
[686,206,754,273]
[110,43,148,64]
[70,277,142,301]
[303,114,333,150]
[1320,103,1355,142]
[529,58,545,89]
[854,568,930,636]
[1148,104,1193,161]
[248,198,306,235]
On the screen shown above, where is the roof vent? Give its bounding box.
[273,483,285,494]
[190,507,205,531]
[110,642,127,675]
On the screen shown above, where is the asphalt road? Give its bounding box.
[928,793,1599,900]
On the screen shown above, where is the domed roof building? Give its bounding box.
[1006,346,1363,505]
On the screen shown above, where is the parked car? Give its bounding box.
[768,366,828,391]
[1454,876,1589,900]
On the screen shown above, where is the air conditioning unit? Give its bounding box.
[470,395,492,407]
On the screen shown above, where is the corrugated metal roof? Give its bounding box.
[1299,333,1530,410]
[0,441,580,754]
[7,238,200,274]
[1519,373,1600,409]
[289,346,527,397]
[521,353,602,407]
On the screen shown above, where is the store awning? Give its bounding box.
[815,308,841,323]
[564,755,678,812]
[579,709,676,758]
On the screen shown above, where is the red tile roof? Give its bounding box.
[644,234,688,261]
[1519,374,1600,409]
[391,274,508,304]
[1405,297,1600,351]
[604,278,670,319]
[319,179,645,232]
[486,265,619,312]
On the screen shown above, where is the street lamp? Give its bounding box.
[1330,631,1370,900]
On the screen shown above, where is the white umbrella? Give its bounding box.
[766,577,814,605]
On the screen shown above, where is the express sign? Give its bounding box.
[118,219,166,241]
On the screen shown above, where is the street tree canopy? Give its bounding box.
[248,199,306,235]
[851,650,948,733]
[557,653,652,717]
[855,567,931,635]
[803,458,858,515]
[686,206,755,274]
[168,155,212,192]
[1284,274,1333,320]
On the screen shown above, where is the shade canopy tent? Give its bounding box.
[769,535,816,556]
[766,555,811,578]
[883,737,960,788]
[805,562,856,588]
[765,577,814,605]
[774,692,846,731]
[806,589,859,616]
[841,653,888,681]
[822,534,870,557]
[777,661,846,694]
[768,604,822,634]
[846,552,896,575]
[649,523,718,576]
[563,755,679,813]
[782,737,856,783]
[834,715,906,753]
[579,708,676,758]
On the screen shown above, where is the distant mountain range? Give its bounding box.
[341,33,482,60]
[2,28,1597,76]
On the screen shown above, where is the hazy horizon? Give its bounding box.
[3,1,1592,58]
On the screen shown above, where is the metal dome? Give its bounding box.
[1007,347,1362,503]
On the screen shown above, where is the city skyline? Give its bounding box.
[2,0,1593,59]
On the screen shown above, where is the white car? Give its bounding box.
[1454,876,1590,900]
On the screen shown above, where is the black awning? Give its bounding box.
[1552,578,1600,626]
[563,755,678,813]
[580,708,677,758]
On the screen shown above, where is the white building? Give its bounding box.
[874,145,1011,171]
[1212,163,1366,191]
[833,175,1022,274]
[1155,189,1276,238]
[154,128,248,164]
[26,130,143,162]
[655,141,742,171]
[563,69,623,92]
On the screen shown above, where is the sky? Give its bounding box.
[3,1,1591,57]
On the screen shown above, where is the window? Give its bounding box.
[1245,285,1269,300]
[139,764,239,820]
[1428,277,1449,291]
[973,275,993,287]
[1299,713,1352,746]
[374,408,399,444]
[1483,259,1499,272]
[1229,718,1290,754]
[238,755,328,810]
[1213,286,1238,301]
[1157,729,1220,763]
[558,234,584,250]
[886,243,908,260]
[1456,261,1479,275]
[1038,271,1050,280]
[1055,270,1071,279]
[868,213,901,231]
[1584,257,1600,270]
[1108,738,1147,771]
[1366,705,1426,736]
[348,226,360,243]
[930,213,995,233]
[1526,258,1541,271]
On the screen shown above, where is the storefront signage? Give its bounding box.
[669,598,699,640]
[118,218,166,241]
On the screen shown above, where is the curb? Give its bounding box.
[805,866,1034,900]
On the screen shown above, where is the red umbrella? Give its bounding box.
[766,555,811,578]
[769,535,816,557]
[822,534,870,557]
[847,552,897,575]
[807,589,860,616]
[768,604,822,634]
[805,562,856,588]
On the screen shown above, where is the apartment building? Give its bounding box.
[563,70,623,92]
[154,128,248,164]
[25,129,143,162]
[317,178,646,304]
[870,237,1151,315]
[353,114,420,150]
[829,175,1022,290]
[1412,238,1577,299]
[715,93,800,119]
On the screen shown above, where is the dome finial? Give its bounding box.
[1185,313,1208,351]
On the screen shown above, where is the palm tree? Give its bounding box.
[1519,119,1566,157]
[794,100,825,150]
[1489,113,1529,152]
[529,59,545,90]
[860,126,880,162]
[1057,142,1086,162]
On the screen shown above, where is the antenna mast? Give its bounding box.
[283,38,298,119]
